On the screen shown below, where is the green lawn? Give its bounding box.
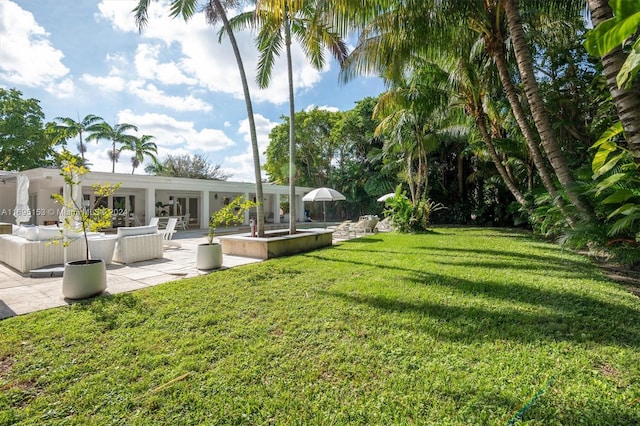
[1,228,639,425]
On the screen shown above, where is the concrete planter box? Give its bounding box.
[219,229,333,259]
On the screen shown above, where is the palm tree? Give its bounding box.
[121,134,158,174]
[226,0,348,234]
[85,122,138,173]
[54,114,105,164]
[586,0,640,160]
[501,0,593,220]
[372,65,449,203]
[134,0,267,236]
[445,52,530,210]
[469,2,575,225]
[336,0,592,221]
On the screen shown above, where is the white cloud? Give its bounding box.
[45,78,75,98]
[305,104,340,113]
[127,81,212,112]
[0,1,69,88]
[118,108,234,152]
[84,146,134,174]
[95,0,331,106]
[223,114,276,182]
[81,74,127,92]
[134,43,198,85]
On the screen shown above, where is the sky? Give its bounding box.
[0,0,385,182]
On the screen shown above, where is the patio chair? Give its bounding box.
[375,217,394,232]
[149,217,159,227]
[177,212,190,230]
[158,217,181,249]
[131,213,142,227]
[351,215,379,235]
[328,220,353,237]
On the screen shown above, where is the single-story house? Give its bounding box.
[0,168,312,229]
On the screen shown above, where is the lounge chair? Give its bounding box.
[329,220,353,237]
[351,215,379,235]
[159,217,181,249]
[149,217,159,227]
[375,217,394,232]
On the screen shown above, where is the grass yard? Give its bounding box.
[1,228,639,425]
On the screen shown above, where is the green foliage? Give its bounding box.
[585,0,640,88]
[145,153,229,180]
[1,230,639,424]
[207,195,258,244]
[52,149,120,262]
[527,192,572,239]
[384,185,446,232]
[264,108,341,187]
[0,88,60,171]
[558,122,640,263]
[591,123,640,238]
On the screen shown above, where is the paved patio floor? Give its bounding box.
[0,230,264,320]
[0,225,362,320]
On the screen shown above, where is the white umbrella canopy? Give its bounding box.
[377,192,407,202]
[302,187,346,226]
[14,174,31,225]
[302,187,347,202]
[377,193,396,202]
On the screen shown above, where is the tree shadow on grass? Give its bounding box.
[337,237,385,244]
[310,250,640,347]
[319,282,640,347]
[424,246,586,268]
[82,292,144,331]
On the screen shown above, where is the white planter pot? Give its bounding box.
[196,243,222,270]
[62,259,107,299]
[88,236,118,265]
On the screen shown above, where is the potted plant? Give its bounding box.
[196,195,257,270]
[53,150,120,299]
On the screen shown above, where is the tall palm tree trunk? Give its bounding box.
[502,0,593,220]
[588,0,640,161]
[490,36,576,226]
[285,7,297,235]
[213,0,266,237]
[476,109,529,209]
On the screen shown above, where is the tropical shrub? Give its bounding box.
[384,186,446,232]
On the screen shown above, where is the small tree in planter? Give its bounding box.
[196,195,257,270]
[52,149,120,299]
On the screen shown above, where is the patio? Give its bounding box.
[0,229,264,320]
[0,224,360,320]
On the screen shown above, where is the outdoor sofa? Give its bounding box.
[0,225,86,273]
[112,225,163,264]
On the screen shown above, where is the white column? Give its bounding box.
[201,190,210,230]
[145,187,155,225]
[275,194,281,223]
[244,191,251,225]
[296,194,304,222]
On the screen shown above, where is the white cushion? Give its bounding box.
[34,227,63,241]
[117,225,158,238]
[14,225,35,238]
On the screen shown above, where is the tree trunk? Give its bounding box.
[489,33,576,226]
[476,108,529,210]
[215,0,265,236]
[588,0,640,161]
[285,8,296,234]
[502,0,593,220]
[457,150,464,197]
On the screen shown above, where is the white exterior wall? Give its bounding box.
[0,169,312,229]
